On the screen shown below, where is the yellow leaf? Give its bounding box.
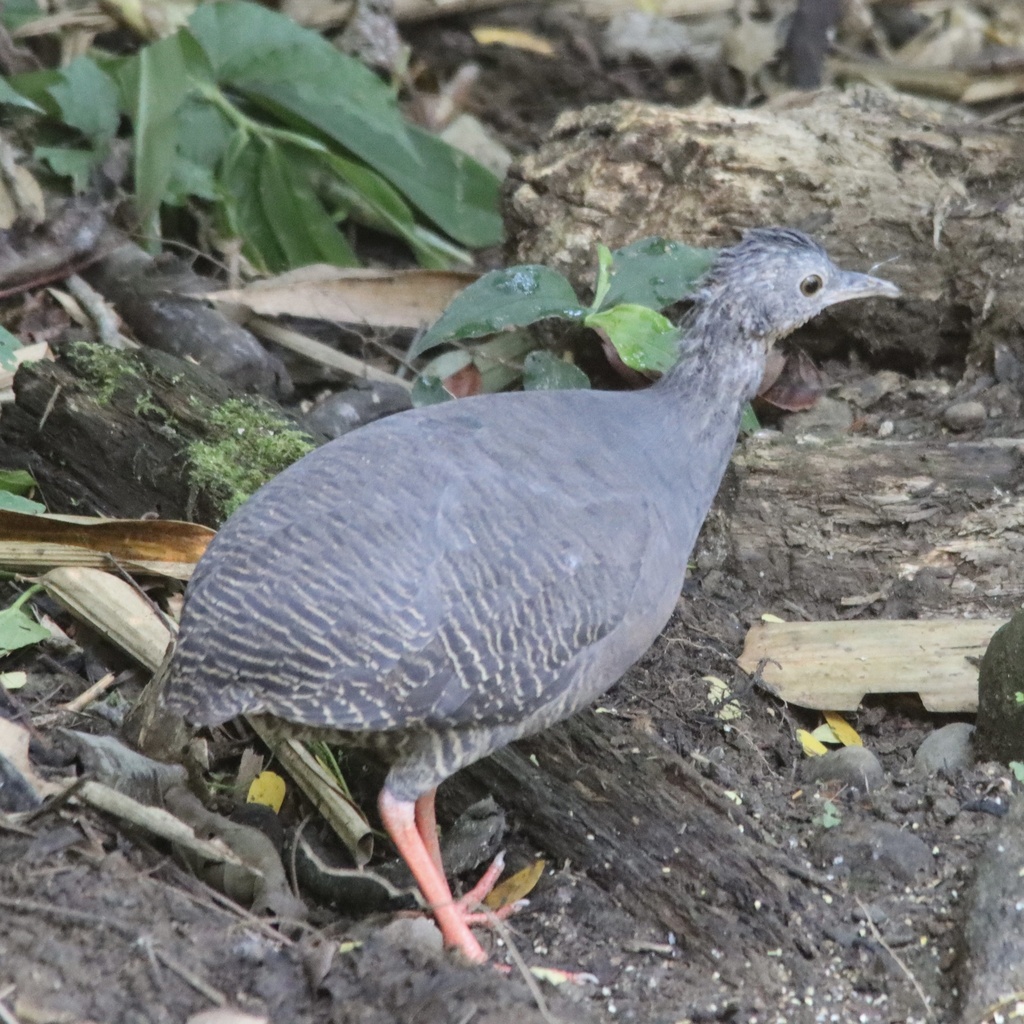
[798,729,829,756]
[761,613,786,623]
[483,858,545,910]
[471,27,555,56]
[247,770,286,813]
[704,675,742,721]
[823,710,863,747]
[0,671,27,690]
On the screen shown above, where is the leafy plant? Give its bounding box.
[1,1,501,270]
[814,799,842,829]
[412,237,716,400]
[0,469,45,513]
[0,584,49,656]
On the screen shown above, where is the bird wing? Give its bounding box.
[166,400,674,731]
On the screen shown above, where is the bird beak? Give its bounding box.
[832,270,901,302]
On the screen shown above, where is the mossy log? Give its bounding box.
[0,344,312,525]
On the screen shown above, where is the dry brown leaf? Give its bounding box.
[0,510,213,580]
[205,266,478,330]
[484,858,545,910]
[41,566,174,671]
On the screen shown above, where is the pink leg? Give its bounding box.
[378,787,488,964]
[414,790,444,875]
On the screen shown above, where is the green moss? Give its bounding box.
[188,398,314,521]
[69,341,143,405]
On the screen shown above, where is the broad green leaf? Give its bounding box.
[35,146,101,193]
[5,68,64,116]
[0,586,48,656]
[257,143,357,268]
[164,99,231,205]
[134,33,192,230]
[0,78,42,111]
[0,469,38,496]
[411,375,452,406]
[600,237,716,311]
[522,350,591,391]
[0,326,19,369]
[47,57,119,144]
[585,304,680,374]
[400,125,502,249]
[1,0,43,31]
[413,266,583,357]
[218,132,286,271]
[0,491,45,513]
[188,2,500,249]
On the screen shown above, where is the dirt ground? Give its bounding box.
[2,6,1022,1024]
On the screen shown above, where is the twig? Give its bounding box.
[855,896,933,1021]
[58,671,119,713]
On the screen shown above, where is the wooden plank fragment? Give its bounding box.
[738,619,1007,713]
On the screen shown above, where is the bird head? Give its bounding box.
[694,227,901,349]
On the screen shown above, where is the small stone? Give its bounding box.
[801,746,885,793]
[942,400,986,432]
[876,419,894,438]
[781,397,853,439]
[931,795,961,822]
[837,370,903,410]
[914,722,975,775]
[301,384,412,440]
[811,819,933,884]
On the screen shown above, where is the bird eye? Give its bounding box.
[800,274,823,297]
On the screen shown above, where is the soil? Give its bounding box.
[1,6,1020,1024]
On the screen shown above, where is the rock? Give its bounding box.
[836,370,903,410]
[914,722,975,775]
[976,612,1024,763]
[942,400,986,432]
[801,746,885,793]
[958,797,1024,1020]
[811,819,933,885]
[300,383,412,440]
[780,396,853,438]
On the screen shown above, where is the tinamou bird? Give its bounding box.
[161,228,900,963]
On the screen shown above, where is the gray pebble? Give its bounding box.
[802,746,885,794]
[914,722,975,775]
[812,819,933,884]
[942,400,986,432]
[781,397,853,438]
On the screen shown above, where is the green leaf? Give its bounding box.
[522,350,591,391]
[400,124,502,249]
[218,132,285,271]
[739,403,760,434]
[47,57,120,144]
[0,491,45,513]
[34,146,102,193]
[1010,761,1024,783]
[584,304,681,374]
[0,469,38,496]
[0,586,49,657]
[3,68,63,115]
[411,376,453,407]
[0,78,43,112]
[600,237,716,311]
[188,2,501,249]
[590,244,613,312]
[413,266,583,357]
[0,326,19,370]
[258,142,357,268]
[1,0,43,32]
[133,34,192,230]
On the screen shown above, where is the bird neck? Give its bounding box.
[651,300,768,411]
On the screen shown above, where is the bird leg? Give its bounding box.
[413,790,517,926]
[379,786,489,964]
[413,789,444,875]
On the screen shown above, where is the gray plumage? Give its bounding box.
[163,228,899,804]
